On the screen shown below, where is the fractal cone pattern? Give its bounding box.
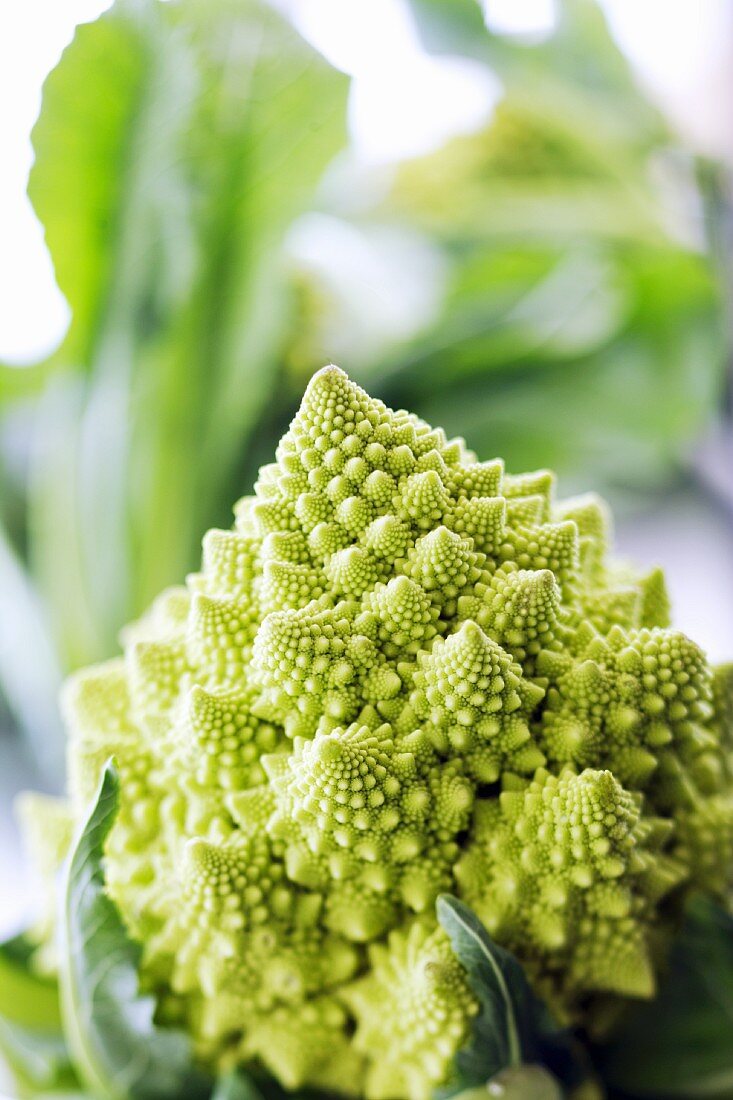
[23,367,733,1099]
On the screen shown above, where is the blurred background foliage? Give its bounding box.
[0,0,730,770]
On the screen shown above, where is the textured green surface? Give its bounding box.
[19,368,732,1099]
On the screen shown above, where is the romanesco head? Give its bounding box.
[25,367,733,1098]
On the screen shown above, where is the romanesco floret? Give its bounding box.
[22,366,733,1099]
[455,768,684,1008]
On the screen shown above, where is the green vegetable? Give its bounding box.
[2,0,728,775]
[16,368,733,1100]
[60,763,210,1100]
[435,896,548,1095]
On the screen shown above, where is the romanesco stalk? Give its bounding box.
[22,367,733,1099]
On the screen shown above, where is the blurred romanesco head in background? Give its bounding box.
[21,367,733,1100]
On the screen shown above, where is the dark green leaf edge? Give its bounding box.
[436,894,531,1096]
[436,895,585,1098]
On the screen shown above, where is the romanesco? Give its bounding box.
[22,367,733,1099]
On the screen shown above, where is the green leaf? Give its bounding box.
[436,898,543,1096]
[60,760,211,1100]
[20,0,348,678]
[597,896,733,1099]
[28,7,150,374]
[26,0,197,667]
[0,933,62,1030]
[437,897,584,1099]
[437,894,528,1082]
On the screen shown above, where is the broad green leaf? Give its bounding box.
[0,934,61,1030]
[21,0,348,678]
[26,0,198,667]
[28,10,149,374]
[60,761,211,1100]
[597,897,733,1099]
[437,894,528,1082]
[437,897,584,1099]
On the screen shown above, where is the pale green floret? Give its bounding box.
[455,767,684,1019]
[342,921,479,1100]
[411,621,546,782]
[260,720,474,935]
[19,366,733,1099]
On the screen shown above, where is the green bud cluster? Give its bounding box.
[23,367,733,1098]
